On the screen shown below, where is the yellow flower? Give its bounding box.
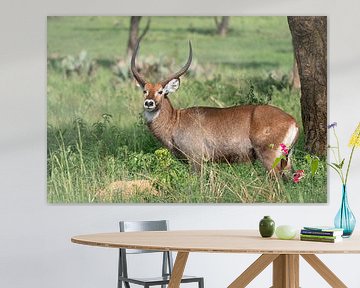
[349,122,360,148]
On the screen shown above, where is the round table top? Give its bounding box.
[71,230,360,254]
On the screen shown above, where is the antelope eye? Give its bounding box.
[158,90,163,95]
[143,90,147,94]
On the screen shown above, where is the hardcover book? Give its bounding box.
[301,228,343,237]
[300,236,343,243]
[303,226,344,232]
[300,234,341,240]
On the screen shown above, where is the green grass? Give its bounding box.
[47,16,327,203]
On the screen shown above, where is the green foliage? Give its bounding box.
[305,154,320,177]
[272,155,285,169]
[63,50,93,74]
[47,16,327,203]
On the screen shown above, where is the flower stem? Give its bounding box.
[345,129,360,185]
[345,145,356,186]
[332,128,345,184]
[333,128,342,164]
[328,163,344,181]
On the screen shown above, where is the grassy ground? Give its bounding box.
[47,16,327,203]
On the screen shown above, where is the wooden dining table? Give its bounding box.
[71,230,360,288]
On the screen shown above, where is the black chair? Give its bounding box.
[118,220,204,288]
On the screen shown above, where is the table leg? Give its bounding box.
[301,254,347,288]
[272,254,299,288]
[228,254,280,288]
[168,251,189,288]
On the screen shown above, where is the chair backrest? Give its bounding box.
[119,220,169,254]
[118,220,174,283]
[120,220,168,232]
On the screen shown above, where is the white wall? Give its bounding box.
[1,0,360,287]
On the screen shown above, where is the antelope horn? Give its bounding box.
[160,41,192,87]
[130,40,147,87]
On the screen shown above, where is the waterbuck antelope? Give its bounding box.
[131,40,299,174]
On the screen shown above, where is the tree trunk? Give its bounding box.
[215,16,230,36]
[126,17,151,58]
[288,16,327,156]
[289,56,301,90]
[127,16,142,57]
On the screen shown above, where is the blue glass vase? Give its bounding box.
[334,185,356,237]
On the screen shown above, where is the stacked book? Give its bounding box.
[300,226,344,243]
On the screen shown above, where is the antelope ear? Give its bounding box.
[163,79,180,94]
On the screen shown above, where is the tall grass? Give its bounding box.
[47,16,327,203]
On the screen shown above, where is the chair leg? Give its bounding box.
[120,280,131,288]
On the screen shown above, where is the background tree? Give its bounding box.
[126,16,150,57]
[214,16,230,36]
[288,16,327,156]
[289,57,300,90]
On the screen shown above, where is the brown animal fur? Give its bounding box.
[131,40,299,174]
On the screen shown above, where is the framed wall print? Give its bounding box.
[47,16,327,203]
